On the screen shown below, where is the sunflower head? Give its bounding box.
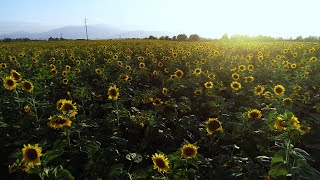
[21,80,34,92]
[206,118,223,135]
[248,65,254,71]
[139,62,146,68]
[22,144,42,166]
[174,69,184,78]
[3,76,17,90]
[245,76,254,83]
[152,98,163,106]
[254,85,265,96]
[283,98,293,105]
[248,109,262,119]
[230,81,241,91]
[231,73,240,80]
[204,81,214,89]
[181,144,198,159]
[162,88,168,95]
[48,115,72,129]
[59,100,78,117]
[238,65,246,71]
[193,68,202,75]
[11,70,22,81]
[274,85,285,96]
[194,89,202,96]
[274,116,288,132]
[152,153,170,173]
[108,84,120,101]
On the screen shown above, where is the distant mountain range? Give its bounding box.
[0,24,178,40]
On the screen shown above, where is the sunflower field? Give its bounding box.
[1,40,320,179]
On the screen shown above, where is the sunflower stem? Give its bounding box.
[115,100,120,126]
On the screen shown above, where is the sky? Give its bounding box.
[1,0,319,38]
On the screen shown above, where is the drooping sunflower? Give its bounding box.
[11,70,22,81]
[174,69,184,78]
[59,100,77,117]
[22,144,42,166]
[231,73,240,80]
[204,81,214,89]
[181,144,198,159]
[254,85,265,96]
[152,153,170,173]
[193,68,202,75]
[21,80,34,92]
[3,76,17,90]
[120,75,129,81]
[274,116,288,132]
[206,118,223,135]
[108,84,120,101]
[289,116,300,129]
[247,109,262,119]
[230,81,241,91]
[274,85,285,96]
[283,98,293,105]
[298,125,311,134]
[48,115,72,129]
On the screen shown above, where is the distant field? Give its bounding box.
[1,40,320,179]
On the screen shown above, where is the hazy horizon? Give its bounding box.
[1,0,320,38]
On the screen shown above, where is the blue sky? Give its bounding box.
[1,0,319,38]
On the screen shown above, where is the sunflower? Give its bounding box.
[193,68,202,75]
[95,68,102,75]
[174,69,184,78]
[204,81,213,89]
[273,85,285,96]
[22,144,42,166]
[206,118,223,135]
[290,63,297,69]
[230,81,241,91]
[274,116,288,132]
[181,144,198,159]
[289,116,300,129]
[231,73,240,80]
[238,65,246,71]
[120,75,129,81]
[194,89,202,96]
[162,88,168,95]
[11,70,22,81]
[245,76,254,83]
[56,99,67,110]
[263,91,274,99]
[139,62,146,68]
[3,76,17,90]
[62,78,68,85]
[283,98,292,105]
[152,153,170,173]
[298,125,311,134]
[117,61,123,67]
[48,115,72,129]
[247,109,262,119]
[59,100,77,117]
[152,98,163,106]
[0,63,7,68]
[108,84,120,101]
[125,65,132,71]
[65,65,71,71]
[309,56,317,62]
[113,54,118,60]
[248,65,254,71]
[50,68,58,75]
[254,85,265,96]
[21,80,34,92]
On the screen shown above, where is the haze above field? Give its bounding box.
[1,0,319,39]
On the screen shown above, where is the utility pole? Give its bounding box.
[84,17,89,40]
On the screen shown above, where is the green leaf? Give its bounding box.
[55,169,75,180]
[131,170,148,179]
[42,149,64,165]
[271,151,285,164]
[292,164,320,180]
[108,164,124,178]
[0,121,8,128]
[268,162,289,177]
[293,148,313,162]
